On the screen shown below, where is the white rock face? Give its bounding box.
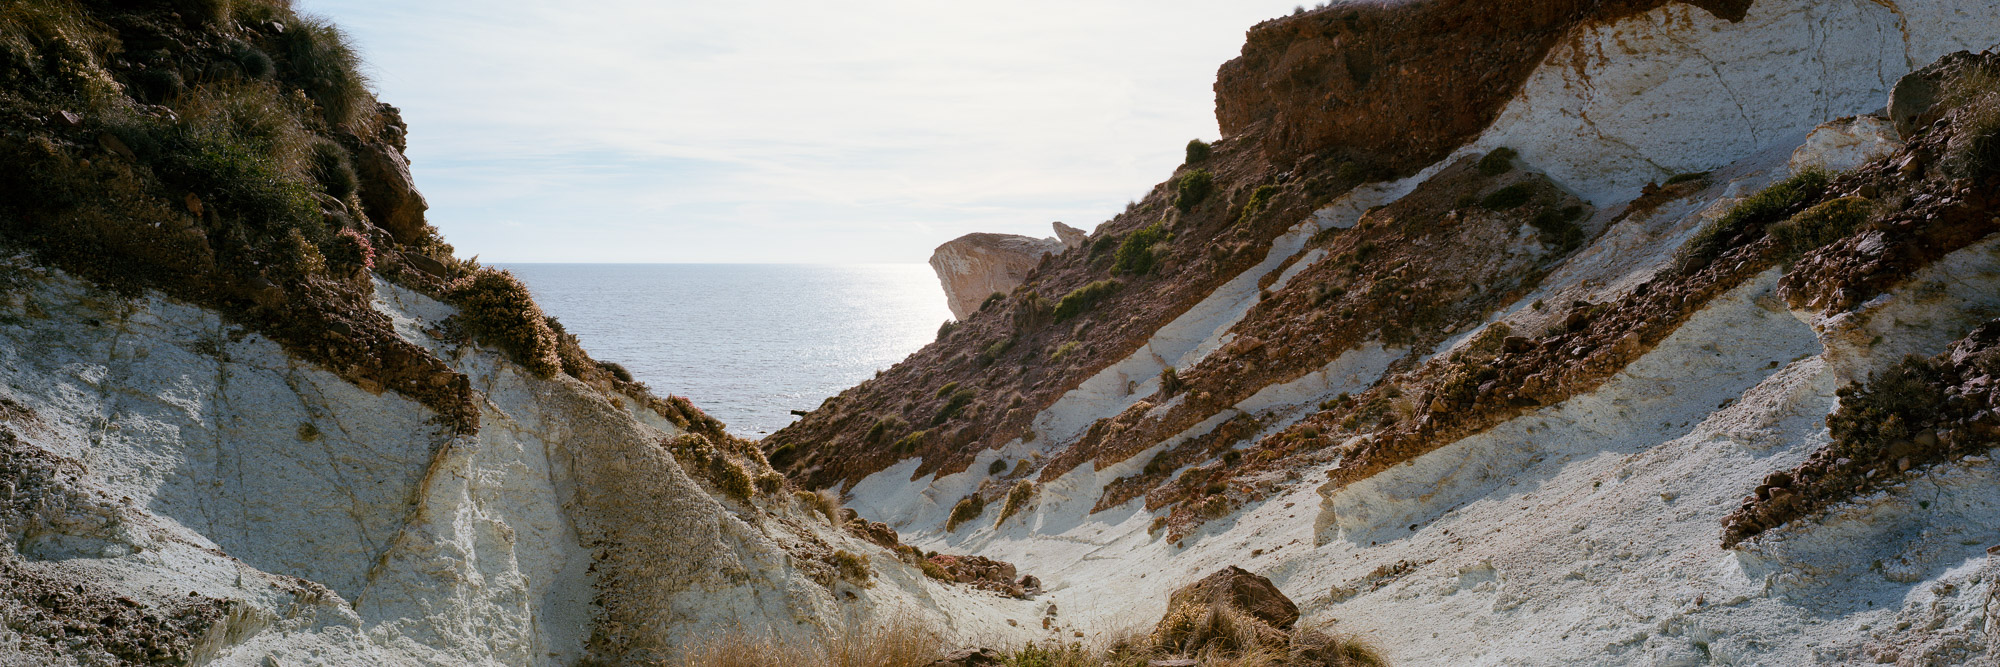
[838,3,2000,662]
[0,262,1026,665]
[929,233,1064,319]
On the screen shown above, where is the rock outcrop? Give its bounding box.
[1053,221,1089,250]
[928,231,1064,319]
[775,1,2000,664]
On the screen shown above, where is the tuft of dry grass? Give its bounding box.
[674,620,945,667]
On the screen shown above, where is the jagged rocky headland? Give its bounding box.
[3,0,2000,665]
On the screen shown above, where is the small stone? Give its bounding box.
[1897,457,1912,472]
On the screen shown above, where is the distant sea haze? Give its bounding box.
[500,264,952,438]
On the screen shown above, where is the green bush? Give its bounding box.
[1828,355,1947,461]
[1090,233,1119,257]
[1480,183,1535,210]
[1678,168,1830,269]
[917,559,951,581]
[988,459,1008,476]
[1184,138,1211,164]
[1159,367,1184,395]
[754,471,783,495]
[935,381,959,399]
[448,268,562,376]
[863,417,904,446]
[980,291,1006,310]
[1335,160,1367,182]
[1174,169,1214,212]
[936,319,957,340]
[1237,184,1279,225]
[1476,147,1517,176]
[1048,340,1081,361]
[1052,279,1121,322]
[945,494,985,531]
[1113,220,1171,275]
[1768,196,1874,259]
[932,389,974,426]
[1664,171,1710,186]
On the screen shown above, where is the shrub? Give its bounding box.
[230,39,275,79]
[1185,138,1212,164]
[754,471,784,495]
[917,559,951,581]
[1090,233,1120,257]
[1677,168,1830,270]
[1237,184,1279,225]
[323,228,373,269]
[1827,354,1948,461]
[1476,147,1517,176]
[712,457,754,502]
[1048,340,1081,361]
[1174,170,1214,212]
[980,291,1006,310]
[932,389,974,426]
[976,337,1014,366]
[1956,104,2000,179]
[988,459,1008,476]
[997,480,1035,525]
[1113,221,1171,275]
[935,319,957,340]
[945,494,985,531]
[307,138,357,199]
[1335,160,1367,182]
[1159,367,1184,396]
[830,550,874,585]
[674,618,943,667]
[864,417,902,446]
[1529,205,1587,253]
[1053,279,1121,322]
[1768,196,1874,259]
[1480,183,1535,210]
[448,268,562,376]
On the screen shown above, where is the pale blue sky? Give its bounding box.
[296,1,1315,263]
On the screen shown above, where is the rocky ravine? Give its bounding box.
[778,0,2000,664]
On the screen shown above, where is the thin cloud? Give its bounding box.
[299,0,1312,263]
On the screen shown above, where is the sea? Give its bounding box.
[497,264,952,438]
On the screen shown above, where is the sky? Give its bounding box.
[295,0,1318,263]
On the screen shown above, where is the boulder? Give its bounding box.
[1053,221,1089,250]
[1788,115,1902,174]
[1151,566,1298,652]
[351,139,430,244]
[929,233,1063,319]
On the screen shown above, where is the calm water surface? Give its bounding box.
[498,264,951,438]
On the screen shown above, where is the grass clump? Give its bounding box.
[1476,147,1517,176]
[976,337,1015,366]
[795,489,841,526]
[675,619,945,667]
[932,389,975,426]
[1049,340,1082,362]
[1160,367,1185,396]
[997,480,1036,525]
[1238,184,1279,225]
[936,319,958,340]
[893,429,927,455]
[449,268,562,376]
[1114,220,1172,275]
[946,494,985,532]
[666,433,754,502]
[1053,279,1122,322]
[1768,196,1875,259]
[1479,183,1535,211]
[755,471,784,495]
[864,417,905,446]
[272,13,374,130]
[1175,169,1215,212]
[981,291,1006,311]
[1678,168,1830,270]
[1186,139,1213,164]
[1827,354,1948,461]
[1529,205,1587,253]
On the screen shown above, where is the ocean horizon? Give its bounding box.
[497,263,953,438]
